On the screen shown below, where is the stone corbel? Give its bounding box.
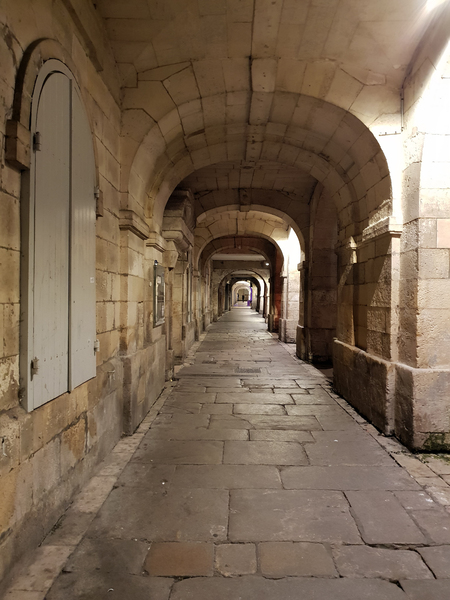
[119,209,150,240]
[5,120,31,171]
[336,237,357,266]
[161,240,179,269]
[361,217,403,245]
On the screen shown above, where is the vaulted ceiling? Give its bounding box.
[93,0,441,247]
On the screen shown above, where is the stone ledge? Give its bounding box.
[361,217,403,244]
[118,210,150,240]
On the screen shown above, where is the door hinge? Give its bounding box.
[33,132,42,151]
[31,357,39,378]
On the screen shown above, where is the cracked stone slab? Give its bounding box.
[400,580,450,599]
[229,489,361,543]
[333,545,433,580]
[346,491,427,544]
[408,509,450,544]
[170,576,407,599]
[418,545,450,578]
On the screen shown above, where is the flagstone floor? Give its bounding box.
[5,308,450,599]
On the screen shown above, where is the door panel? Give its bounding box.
[33,73,71,407]
[70,86,96,388]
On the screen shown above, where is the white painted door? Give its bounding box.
[70,86,96,389]
[33,72,71,405]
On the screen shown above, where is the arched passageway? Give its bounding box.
[4,0,450,593]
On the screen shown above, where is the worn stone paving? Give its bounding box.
[5,309,450,599]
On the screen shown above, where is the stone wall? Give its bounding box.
[0,1,167,586]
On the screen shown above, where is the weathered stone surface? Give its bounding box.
[216,392,294,404]
[400,580,450,600]
[46,572,173,600]
[233,404,286,415]
[418,545,450,578]
[281,466,420,490]
[215,544,257,576]
[250,430,314,442]
[409,509,450,544]
[131,440,223,464]
[305,432,395,466]
[229,489,361,543]
[346,491,427,544]
[144,542,214,576]
[64,538,149,575]
[146,427,248,440]
[170,576,408,599]
[168,464,282,489]
[394,491,438,510]
[259,542,337,577]
[245,415,322,431]
[87,487,229,541]
[333,545,433,580]
[224,441,308,465]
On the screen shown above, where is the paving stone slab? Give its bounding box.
[224,441,308,465]
[63,538,149,575]
[250,430,315,442]
[160,403,203,414]
[144,542,213,576]
[346,491,427,544]
[259,542,337,577]
[87,487,229,541]
[233,403,286,415]
[292,393,334,405]
[394,491,439,511]
[215,544,257,576]
[209,415,253,429]
[229,489,361,543]
[116,464,176,488]
[170,576,407,599]
[145,427,248,441]
[400,580,450,600]
[333,545,433,580]
[166,392,216,403]
[131,440,223,464]
[418,545,450,578]
[46,572,173,600]
[216,392,293,404]
[305,433,395,467]
[206,387,248,393]
[199,404,232,414]
[168,464,282,489]
[281,466,420,491]
[245,415,322,431]
[409,509,450,544]
[156,414,211,428]
[242,379,300,387]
